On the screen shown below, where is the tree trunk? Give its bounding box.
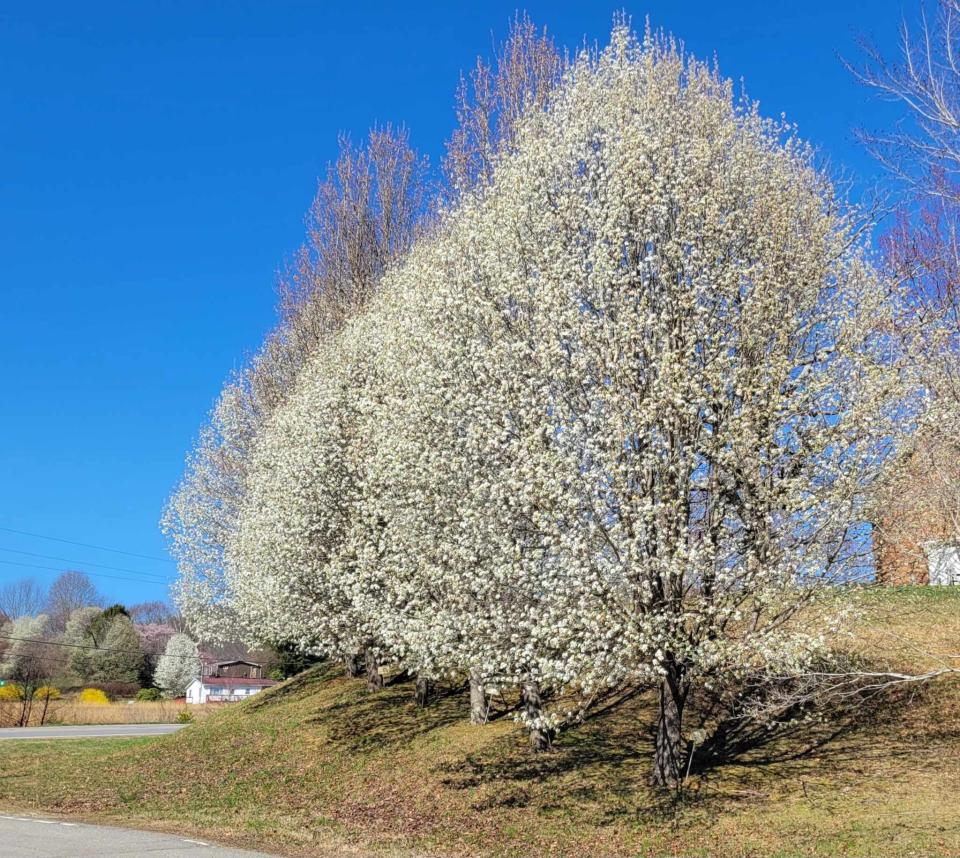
[19,686,33,728]
[38,693,51,727]
[522,677,552,752]
[344,653,363,678]
[364,645,383,692]
[469,669,487,724]
[414,674,430,707]
[650,670,687,789]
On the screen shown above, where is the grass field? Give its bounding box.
[0,587,957,858]
[48,700,216,725]
[0,700,218,727]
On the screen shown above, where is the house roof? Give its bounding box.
[214,659,261,668]
[195,677,277,688]
[198,642,269,665]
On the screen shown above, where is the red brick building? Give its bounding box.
[874,435,960,586]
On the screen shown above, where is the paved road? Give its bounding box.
[0,815,281,856]
[0,724,187,740]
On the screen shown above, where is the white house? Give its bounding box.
[185,676,278,704]
[925,541,960,586]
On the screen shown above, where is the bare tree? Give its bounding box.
[128,600,175,625]
[443,11,564,196]
[280,125,430,332]
[852,1,960,575]
[164,126,430,644]
[0,615,65,727]
[0,578,46,621]
[849,1,960,197]
[44,571,103,632]
[850,1,960,368]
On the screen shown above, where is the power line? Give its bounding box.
[0,546,172,581]
[0,633,200,661]
[0,526,174,564]
[0,559,169,587]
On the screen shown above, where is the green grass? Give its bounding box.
[856,583,960,604]
[0,589,957,857]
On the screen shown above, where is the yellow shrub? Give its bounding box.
[34,686,60,701]
[0,684,23,700]
[77,688,109,705]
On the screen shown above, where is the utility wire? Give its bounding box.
[0,559,169,587]
[0,633,200,661]
[0,546,172,581]
[0,526,174,564]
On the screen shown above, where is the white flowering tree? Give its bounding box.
[0,614,58,684]
[163,127,428,646]
[171,21,911,789]
[222,337,379,682]
[164,19,568,655]
[362,28,906,780]
[153,633,200,698]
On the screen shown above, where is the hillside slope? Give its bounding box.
[0,588,958,858]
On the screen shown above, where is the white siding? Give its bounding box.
[185,680,274,703]
[926,543,960,585]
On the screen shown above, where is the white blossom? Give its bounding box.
[181,25,910,783]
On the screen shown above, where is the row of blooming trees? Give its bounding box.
[167,23,915,787]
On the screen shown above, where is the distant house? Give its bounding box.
[198,644,275,678]
[185,658,277,704]
[185,675,277,704]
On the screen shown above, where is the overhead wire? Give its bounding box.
[0,526,174,564]
[0,633,199,661]
[0,546,172,581]
[0,559,169,587]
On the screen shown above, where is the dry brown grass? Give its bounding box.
[0,700,218,727]
[48,701,218,725]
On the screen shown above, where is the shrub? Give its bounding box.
[0,684,23,701]
[136,687,162,701]
[85,681,140,699]
[77,688,109,705]
[176,709,194,723]
[268,668,284,681]
[34,686,60,701]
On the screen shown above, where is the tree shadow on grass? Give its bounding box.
[437,687,656,820]
[436,681,945,823]
[252,662,957,826]
[243,662,342,712]
[690,681,950,782]
[304,676,473,752]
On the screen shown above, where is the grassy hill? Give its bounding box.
[0,587,958,858]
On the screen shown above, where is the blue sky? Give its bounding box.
[0,1,908,606]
